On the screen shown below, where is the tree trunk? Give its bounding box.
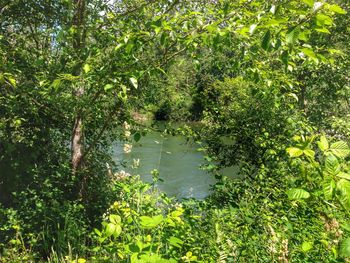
[71,0,86,175]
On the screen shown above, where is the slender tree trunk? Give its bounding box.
[71,0,86,175]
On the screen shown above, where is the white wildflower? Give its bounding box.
[123,143,132,153]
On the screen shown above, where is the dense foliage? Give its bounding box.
[1,0,349,262]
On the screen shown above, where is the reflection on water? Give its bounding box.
[113,131,215,199]
[113,124,240,199]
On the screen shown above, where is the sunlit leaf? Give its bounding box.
[249,24,257,35]
[301,48,317,60]
[303,149,315,158]
[318,135,329,152]
[286,27,299,45]
[336,172,350,180]
[286,188,310,200]
[315,28,331,34]
[168,236,184,248]
[315,14,333,27]
[330,141,350,158]
[140,215,163,229]
[83,64,90,73]
[337,179,350,209]
[327,4,347,14]
[302,0,314,8]
[104,84,113,91]
[301,241,313,252]
[109,214,121,224]
[287,147,303,157]
[323,177,335,200]
[130,77,138,89]
[324,155,340,176]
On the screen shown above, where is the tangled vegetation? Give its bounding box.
[1,0,350,262]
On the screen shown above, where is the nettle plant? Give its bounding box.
[287,134,350,209]
[287,134,350,257]
[91,178,196,263]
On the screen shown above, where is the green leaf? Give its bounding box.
[261,30,271,50]
[140,215,163,229]
[286,188,310,200]
[83,64,91,73]
[301,241,313,252]
[298,31,310,41]
[104,84,113,91]
[337,179,350,209]
[281,50,289,66]
[315,28,331,34]
[286,147,303,157]
[340,238,350,257]
[336,172,350,180]
[323,177,335,200]
[315,14,333,27]
[318,135,329,152]
[109,214,121,224]
[105,223,116,237]
[134,132,141,142]
[302,0,314,8]
[94,228,102,237]
[4,74,16,87]
[50,79,61,90]
[249,24,257,35]
[303,149,315,158]
[327,4,347,14]
[330,141,350,158]
[324,155,340,176]
[286,27,299,45]
[301,48,317,60]
[168,236,184,248]
[130,77,138,89]
[113,225,122,237]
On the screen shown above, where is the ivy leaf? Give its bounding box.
[330,141,350,158]
[261,30,271,50]
[286,188,310,200]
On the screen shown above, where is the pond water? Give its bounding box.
[113,127,239,199]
